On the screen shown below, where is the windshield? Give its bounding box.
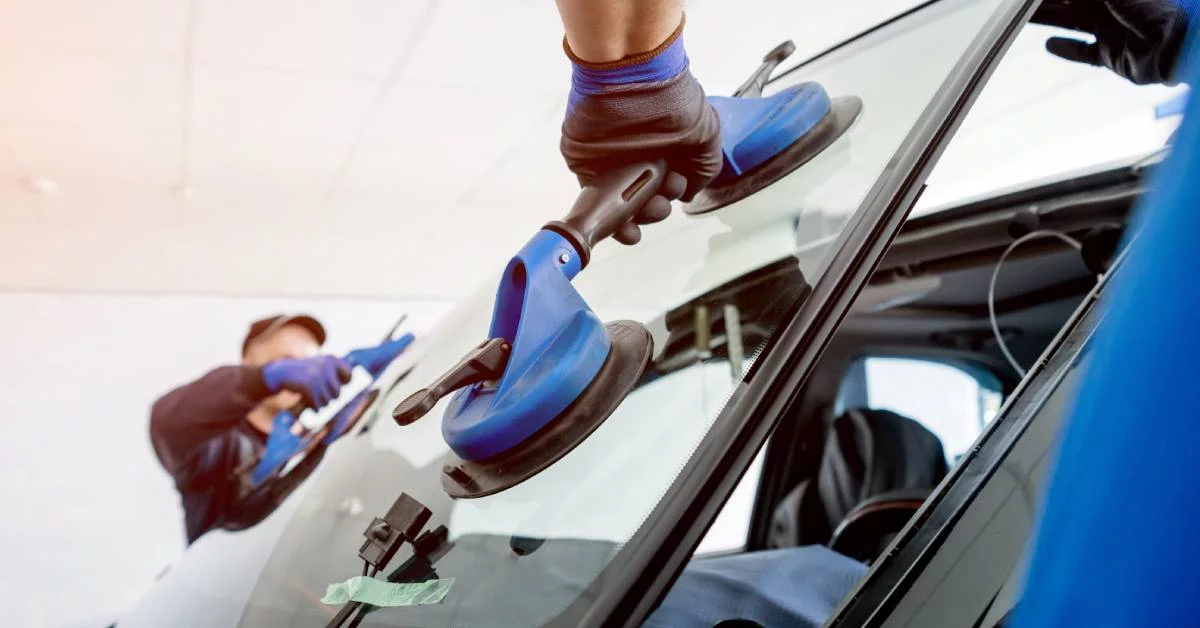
[914,21,1187,214]
[122,1,1012,626]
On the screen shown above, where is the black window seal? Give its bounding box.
[547,0,1048,625]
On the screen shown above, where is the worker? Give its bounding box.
[546,0,1198,626]
[150,314,410,545]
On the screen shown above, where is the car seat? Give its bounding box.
[768,408,948,557]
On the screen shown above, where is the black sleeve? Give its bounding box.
[150,365,273,458]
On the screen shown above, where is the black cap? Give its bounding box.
[241,314,327,356]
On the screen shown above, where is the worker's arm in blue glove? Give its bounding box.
[151,357,348,479]
[344,334,415,378]
[555,0,683,63]
[555,0,721,245]
[1042,0,1194,85]
[150,365,278,459]
[260,355,352,409]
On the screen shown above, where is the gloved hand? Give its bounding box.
[561,18,722,245]
[344,334,415,378]
[260,355,351,409]
[1043,0,1191,85]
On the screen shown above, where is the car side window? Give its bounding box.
[837,356,1003,460]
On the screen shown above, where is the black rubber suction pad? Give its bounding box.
[684,95,864,216]
[440,320,653,499]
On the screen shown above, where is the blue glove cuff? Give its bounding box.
[567,19,688,107]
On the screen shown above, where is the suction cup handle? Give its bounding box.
[546,160,667,267]
[732,40,796,98]
[392,338,511,426]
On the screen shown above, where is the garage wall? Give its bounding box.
[0,291,451,628]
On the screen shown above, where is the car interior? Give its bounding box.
[727,158,1146,564]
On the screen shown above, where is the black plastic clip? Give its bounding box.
[358,493,432,572]
[392,338,511,426]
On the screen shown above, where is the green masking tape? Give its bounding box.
[321,576,454,607]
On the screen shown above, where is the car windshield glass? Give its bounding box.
[228,1,1011,626]
[914,19,1187,214]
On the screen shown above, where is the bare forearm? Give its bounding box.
[555,0,684,62]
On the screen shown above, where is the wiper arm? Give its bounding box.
[326,492,450,628]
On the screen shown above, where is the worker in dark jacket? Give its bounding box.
[150,314,408,544]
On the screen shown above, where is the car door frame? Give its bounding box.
[551,0,1047,625]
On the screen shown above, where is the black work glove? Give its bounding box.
[1043,0,1191,85]
[561,20,722,245]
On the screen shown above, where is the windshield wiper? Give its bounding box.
[326,492,451,628]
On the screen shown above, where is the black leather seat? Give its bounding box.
[769,408,948,558]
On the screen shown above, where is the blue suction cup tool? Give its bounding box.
[393,162,664,498]
[683,40,864,216]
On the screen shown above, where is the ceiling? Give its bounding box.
[0,0,928,299]
[0,0,1183,300]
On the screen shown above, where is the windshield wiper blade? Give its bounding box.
[326,492,450,628]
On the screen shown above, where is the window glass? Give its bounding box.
[914,22,1186,214]
[242,0,1014,622]
[118,1,1019,626]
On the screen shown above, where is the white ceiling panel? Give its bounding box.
[0,129,23,176]
[0,179,38,227]
[179,188,329,229]
[452,111,577,212]
[24,180,188,228]
[400,0,568,93]
[370,225,511,296]
[195,0,433,77]
[0,0,189,56]
[332,145,447,208]
[7,122,180,184]
[322,193,441,234]
[191,64,380,143]
[0,219,485,299]
[189,132,349,200]
[0,49,181,130]
[336,82,558,205]
[357,81,555,147]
